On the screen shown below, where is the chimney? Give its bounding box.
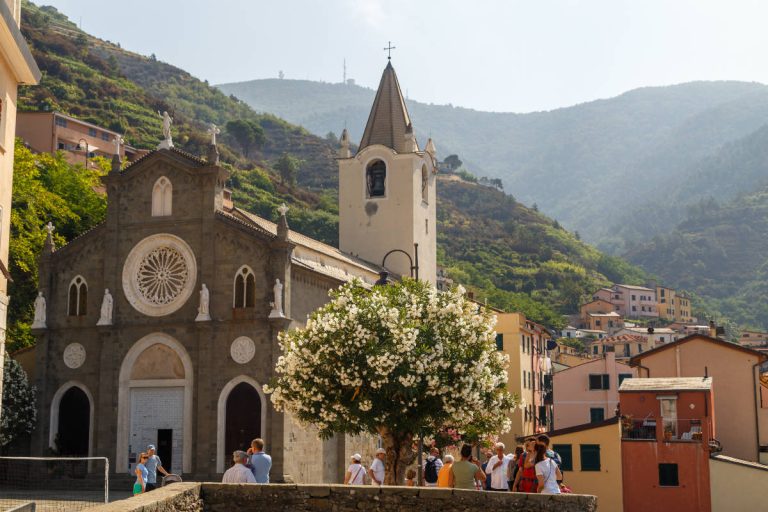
[709,320,717,338]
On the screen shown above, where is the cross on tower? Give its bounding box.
[383,41,396,60]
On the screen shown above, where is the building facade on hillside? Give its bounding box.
[630,334,768,463]
[674,292,694,323]
[547,418,624,512]
[620,377,714,512]
[579,298,624,333]
[589,334,649,359]
[0,0,40,414]
[656,285,677,320]
[612,284,657,318]
[739,330,768,348]
[553,347,635,428]
[16,111,141,167]
[496,312,553,445]
[30,61,439,481]
[616,326,680,345]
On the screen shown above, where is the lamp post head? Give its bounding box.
[375,271,389,286]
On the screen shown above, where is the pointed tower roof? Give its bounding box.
[359,62,416,153]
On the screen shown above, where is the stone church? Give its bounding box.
[30,61,438,482]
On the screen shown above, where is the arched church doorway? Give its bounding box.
[57,387,90,456]
[225,382,262,458]
[117,333,193,475]
[216,376,267,473]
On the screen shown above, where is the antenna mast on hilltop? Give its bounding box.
[343,58,347,83]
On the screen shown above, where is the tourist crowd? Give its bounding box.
[347,434,567,494]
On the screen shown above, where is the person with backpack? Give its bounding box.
[422,447,443,486]
[537,434,564,486]
[507,445,524,490]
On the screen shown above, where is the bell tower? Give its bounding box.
[338,62,437,285]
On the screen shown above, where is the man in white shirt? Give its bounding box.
[485,442,511,491]
[369,448,386,485]
[222,450,256,483]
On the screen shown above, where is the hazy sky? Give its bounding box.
[38,0,768,112]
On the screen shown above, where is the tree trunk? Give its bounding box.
[378,426,416,485]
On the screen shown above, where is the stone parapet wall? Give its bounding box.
[89,483,597,512]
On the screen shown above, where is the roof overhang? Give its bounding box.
[0,3,41,85]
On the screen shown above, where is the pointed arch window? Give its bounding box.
[421,164,428,202]
[233,266,256,308]
[152,176,173,216]
[366,160,386,198]
[68,275,88,316]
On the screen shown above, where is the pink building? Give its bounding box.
[553,347,636,429]
[612,284,658,319]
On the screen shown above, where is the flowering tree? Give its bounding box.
[267,279,517,484]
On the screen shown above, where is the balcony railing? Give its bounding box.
[622,417,704,442]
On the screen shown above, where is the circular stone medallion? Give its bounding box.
[63,343,86,369]
[122,234,197,317]
[230,336,256,364]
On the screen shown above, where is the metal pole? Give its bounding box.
[413,243,419,281]
[417,428,423,486]
[104,457,109,504]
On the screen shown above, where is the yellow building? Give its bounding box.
[548,418,623,512]
[656,285,677,320]
[0,0,39,411]
[674,292,694,323]
[496,312,553,446]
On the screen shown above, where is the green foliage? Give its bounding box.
[225,119,264,158]
[443,154,462,171]
[7,141,106,351]
[273,153,302,186]
[0,354,37,447]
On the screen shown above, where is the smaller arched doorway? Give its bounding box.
[57,387,90,456]
[216,376,267,473]
[225,383,261,458]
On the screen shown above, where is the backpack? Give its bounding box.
[424,459,438,483]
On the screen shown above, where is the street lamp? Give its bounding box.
[75,138,89,168]
[379,243,419,281]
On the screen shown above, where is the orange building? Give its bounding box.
[620,377,714,512]
[16,111,140,167]
[630,334,768,463]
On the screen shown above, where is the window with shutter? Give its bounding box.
[553,444,572,471]
[602,374,610,390]
[618,373,632,387]
[580,444,601,471]
[495,333,503,351]
[588,374,602,390]
[589,408,605,423]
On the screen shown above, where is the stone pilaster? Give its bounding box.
[267,316,292,482]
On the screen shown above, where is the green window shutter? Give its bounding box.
[580,444,601,471]
[496,333,503,351]
[618,373,632,387]
[602,374,610,389]
[589,408,605,423]
[553,444,572,471]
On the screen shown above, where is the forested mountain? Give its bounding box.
[217,77,768,252]
[626,186,768,329]
[7,2,650,349]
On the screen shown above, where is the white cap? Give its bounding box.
[375,448,386,455]
[351,453,362,461]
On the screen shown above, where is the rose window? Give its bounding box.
[122,234,197,317]
[136,247,189,305]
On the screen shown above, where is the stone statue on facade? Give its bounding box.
[207,123,220,145]
[196,283,211,321]
[97,289,114,326]
[157,111,174,149]
[32,291,46,329]
[113,135,125,156]
[269,279,285,318]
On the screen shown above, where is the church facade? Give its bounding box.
[30,61,437,482]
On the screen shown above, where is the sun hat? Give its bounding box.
[351,453,362,461]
